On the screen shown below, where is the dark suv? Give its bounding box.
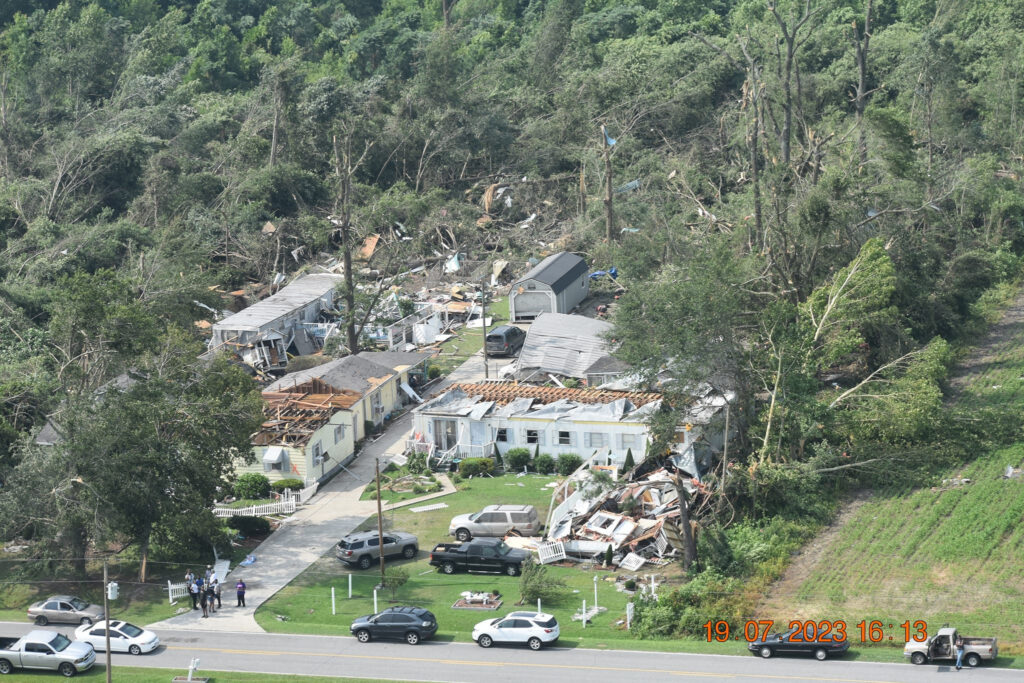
[350,606,438,645]
[485,325,526,356]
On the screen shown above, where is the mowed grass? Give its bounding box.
[762,291,1024,660]
[255,473,740,654]
[12,666,426,682]
[433,296,509,374]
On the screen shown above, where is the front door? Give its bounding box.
[469,422,486,447]
[433,420,457,450]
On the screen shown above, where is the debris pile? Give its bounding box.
[532,453,709,569]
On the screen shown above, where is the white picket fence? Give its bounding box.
[166,559,231,604]
[282,481,318,505]
[213,500,296,518]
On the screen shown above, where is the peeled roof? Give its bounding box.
[213,274,342,332]
[517,313,614,378]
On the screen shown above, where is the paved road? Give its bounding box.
[1,622,1017,682]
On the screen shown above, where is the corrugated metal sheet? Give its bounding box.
[214,274,342,333]
[518,313,614,379]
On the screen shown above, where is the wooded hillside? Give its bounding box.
[2,0,1023,620]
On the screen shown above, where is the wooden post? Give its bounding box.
[376,458,386,590]
[601,125,615,241]
[103,560,111,683]
[480,278,489,379]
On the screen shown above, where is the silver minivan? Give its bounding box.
[448,505,540,541]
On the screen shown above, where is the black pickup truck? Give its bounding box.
[428,538,530,576]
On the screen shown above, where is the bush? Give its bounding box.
[364,420,377,437]
[227,515,271,536]
[406,451,428,474]
[504,447,531,472]
[427,365,441,379]
[271,478,304,493]
[234,473,271,500]
[458,457,494,477]
[604,545,614,566]
[534,453,555,474]
[451,472,463,484]
[519,561,568,604]
[556,453,583,476]
[412,484,426,494]
[624,579,637,591]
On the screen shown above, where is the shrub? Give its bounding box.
[227,515,271,536]
[534,453,555,474]
[412,484,426,494]
[458,457,494,477]
[406,451,428,474]
[624,579,637,591]
[556,453,583,476]
[234,473,271,500]
[383,565,409,600]
[519,561,568,604]
[562,378,579,388]
[364,420,377,437]
[623,449,635,471]
[504,447,531,472]
[451,472,463,484]
[271,478,303,493]
[427,365,441,379]
[604,545,614,566]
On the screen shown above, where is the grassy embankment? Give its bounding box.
[758,284,1024,666]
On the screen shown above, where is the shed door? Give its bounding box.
[514,291,552,319]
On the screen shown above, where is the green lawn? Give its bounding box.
[13,667,428,682]
[434,296,509,374]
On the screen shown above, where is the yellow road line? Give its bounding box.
[166,645,902,682]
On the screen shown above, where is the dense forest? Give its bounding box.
[2,0,1024,632]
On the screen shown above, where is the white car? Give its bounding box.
[74,620,160,655]
[472,611,560,650]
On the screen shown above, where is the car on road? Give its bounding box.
[350,606,438,645]
[904,627,997,667]
[485,325,526,357]
[74,620,160,655]
[27,596,104,626]
[0,630,96,677]
[448,504,540,541]
[748,627,850,660]
[336,530,419,570]
[472,612,560,650]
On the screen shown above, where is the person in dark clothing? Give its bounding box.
[189,580,199,610]
[199,589,209,618]
[205,584,216,613]
[236,579,246,607]
[213,579,222,608]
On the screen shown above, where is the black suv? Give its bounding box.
[350,606,438,645]
[485,325,526,356]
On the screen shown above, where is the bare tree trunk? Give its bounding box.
[853,0,874,168]
[332,134,359,355]
[671,476,697,570]
[602,125,615,241]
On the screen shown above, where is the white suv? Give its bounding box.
[472,612,560,650]
[448,504,540,541]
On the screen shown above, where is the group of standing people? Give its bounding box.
[184,566,246,618]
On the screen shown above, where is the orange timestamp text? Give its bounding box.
[703,619,929,643]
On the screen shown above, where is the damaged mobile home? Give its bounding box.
[207,273,343,372]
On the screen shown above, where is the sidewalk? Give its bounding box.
[147,352,494,633]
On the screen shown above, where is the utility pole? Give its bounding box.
[601,124,615,241]
[375,458,386,590]
[480,279,489,379]
[103,560,111,683]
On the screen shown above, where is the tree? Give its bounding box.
[383,565,409,601]
[518,561,567,605]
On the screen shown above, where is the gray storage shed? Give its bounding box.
[509,252,589,322]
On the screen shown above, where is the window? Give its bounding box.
[527,283,536,290]
[479,546,496,558]
[584,433,608,448]
[367,538,380,547]
[478,512,505,523]
[525,429,544,445]
[618,433,639,449]
[334,424,345,443]
[557,430,573,446]
[312,441,323,460]
[496,428,509,443]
